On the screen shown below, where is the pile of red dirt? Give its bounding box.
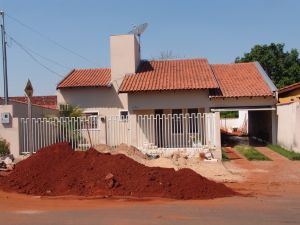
[0,143,236,200]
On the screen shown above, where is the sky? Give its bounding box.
[0,0,299,96]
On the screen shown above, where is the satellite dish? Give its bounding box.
[128,23,148,37]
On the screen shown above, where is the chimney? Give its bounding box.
[110,34,140,84]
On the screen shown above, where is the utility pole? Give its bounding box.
[0,11,8,105]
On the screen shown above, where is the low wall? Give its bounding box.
[220,111,248,133]
[277,101,300,153]
[0,102,58,157]
[0,105,20,157]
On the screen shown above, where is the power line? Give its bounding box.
[7,33,72,70]
[9,35,65,78]
[6,13,99,66]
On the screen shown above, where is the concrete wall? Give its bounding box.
[277,101,300,153]
[128,90,276,113]
[129,90,212,112]
[57,86,127,116]
[220,111,248,133]
[0,105,20,157]
[0,102,58,157]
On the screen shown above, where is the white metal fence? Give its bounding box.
[19,113,217,154]
[20,116,102,153]
[136,113,216,150]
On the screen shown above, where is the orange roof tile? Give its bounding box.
[1,96,57,109]
[210,62,273,98]
[57,68,111,89]
[278,81,300,94]
[119,59,218,92]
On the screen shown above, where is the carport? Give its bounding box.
[209,61,278,145]
[211,106,277,144]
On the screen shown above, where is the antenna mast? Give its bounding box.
[128,23,148,56]
[0,11,8,105]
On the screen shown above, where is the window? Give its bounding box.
[84,112,98,129]
[172,109,183,133]
[120,110,129,121]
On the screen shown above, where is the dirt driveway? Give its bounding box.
[0,147,300,225]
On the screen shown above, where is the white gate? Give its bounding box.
[106,115,131,147]
[136,113,216,150]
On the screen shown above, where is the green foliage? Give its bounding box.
[57,104,85,148]
[220,111,239,119]
[235,43,300,88]
[221,148,230,161]
[0,137,10,156]
[59,104,83,118]
[235,145,271,161]
[267,144,300,160]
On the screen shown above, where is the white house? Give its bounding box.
[56,33,278,148]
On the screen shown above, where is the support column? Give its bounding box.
[129,114,138,148]
[271,110,277,145]
[213,112,222,160]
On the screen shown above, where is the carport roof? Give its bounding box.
[210,62,274,98]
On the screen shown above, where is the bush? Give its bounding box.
[220,111,239,119]
[0,137,10,156]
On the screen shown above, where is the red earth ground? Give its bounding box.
[0,145,299,225]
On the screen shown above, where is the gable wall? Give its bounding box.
[57,85,127,116]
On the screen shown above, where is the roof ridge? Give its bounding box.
[148,58,208,62]
[73,67,111,71]
[279,81,300,92]
[211,62,256,66]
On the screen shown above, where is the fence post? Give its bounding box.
[98,116,107,145]
[214,112,222,160]
[129,114,137,148]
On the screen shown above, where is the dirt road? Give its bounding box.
[0,147,300,225]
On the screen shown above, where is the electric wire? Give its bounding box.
[8,34,65,78]
[7,33,72,70]
[6,13,99,66]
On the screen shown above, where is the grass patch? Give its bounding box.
[235,145,271,161]
[221,148,230,161]
[267,144,300,160]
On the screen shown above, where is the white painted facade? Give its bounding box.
[277,101,300,153]
[220,111,248,133]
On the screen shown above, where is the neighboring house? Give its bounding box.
[276,82,300,153]
[57,33,278,144]
[4,96,57,110]
[278,81,300,103]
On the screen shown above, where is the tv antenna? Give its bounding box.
[128,23,148,56]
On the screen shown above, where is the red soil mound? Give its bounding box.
[0,143,236,200]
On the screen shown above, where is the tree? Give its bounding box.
[235,43,300,88]
[59,104,83,117]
